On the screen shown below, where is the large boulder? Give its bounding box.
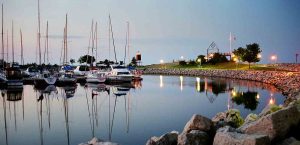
[244,113,258,124]
[146,131,178,145]
[78,137,119,145]
[213,126,270,145]
[239,104,300,141]
[183,114,213,133]
[178,130,210,145]
[276,137,300,145]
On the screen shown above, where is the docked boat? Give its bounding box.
[5,64,23,87]
[73,65,90,76]
[107,65,134,83]
[86,71,107,83]
[23,66,39,78]
[34,70,57,86]
[56,71,77,86]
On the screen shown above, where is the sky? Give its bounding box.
[1,0,300,65]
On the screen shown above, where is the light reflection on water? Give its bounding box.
[0,75,285,145]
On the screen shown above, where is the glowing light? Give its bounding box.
[180,56,184,60]
[180,76,183,91]
[159,75,163,88]
[197,58,201,63]
[231,90,237,97]
[160,59,164,64]
[196,77,200,92]
[256,94,260,99]
[257,54,262,58]
[271,55,277,61]
[209,53,214,57]
[269,98,275,105]
[233,58,238,62]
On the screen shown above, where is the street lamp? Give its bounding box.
[257,53,262,59]
[270,55,277,70]
[160,59,164,69]
[233,57,238,70]
[197,58,202,67]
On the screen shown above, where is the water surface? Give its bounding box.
[0,75,285,145]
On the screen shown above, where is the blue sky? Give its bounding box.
[2,0,300,64]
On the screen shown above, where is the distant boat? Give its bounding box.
[86,71,106,83]
[6,63,23,87]
[73,65,90,77]
[34,70,57,86]
[107,65,133,83]
[56,71,77,86]
[23,66,39,78]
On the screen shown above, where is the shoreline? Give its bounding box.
[143,68,300,103]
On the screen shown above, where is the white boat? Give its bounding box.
[107,65,134,83]
[23,66,39,77]
[86,71,107,83]
[0,71,7,83]
[73,65,90,76]
[34,70,57,86]
[57,71,77,86]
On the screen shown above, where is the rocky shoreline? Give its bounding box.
[144,67,300,145]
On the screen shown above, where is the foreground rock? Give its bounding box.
[183,114,213,133]
[212,109,244,129]
[239,103,300,141]
[146,131,178,145]
[213,126,270,145]
[276,137,300,145]
[178,130,209,145]
[78,137,118,145]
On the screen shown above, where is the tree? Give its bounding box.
[130,57,137,66]
[78,55,95,64]
[208,53,228,65]
[70,58,75,64]
[233,43,261,69]
[196,55,206,64]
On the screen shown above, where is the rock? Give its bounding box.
[78,137,119,145]
[239,104,300,141]
[212,112,226,123]
[276,137,300,145]
[178,130,210,145]
[146,131,178,145]
[244,113,258,124]
[213,126,270,145]
[183,114,213,133]
[225,109,244,128]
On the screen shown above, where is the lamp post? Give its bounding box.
[270,55,277,71]
[233,57,238,70]
[160,59,164,69]
[197,58,202,68]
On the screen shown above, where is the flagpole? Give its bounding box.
[229,32,232,54]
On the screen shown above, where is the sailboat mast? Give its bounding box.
[127,21,130,65]
[109,15,117,63]
[12,20,14,63]
[95,22,97,64]
[108,18,111,61]
[6,29,8,62]
[1,4,4,65]
[65,14,67,64]
[37,0,41,65]
[20,29,24,65]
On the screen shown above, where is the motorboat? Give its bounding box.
[5,63,23,87]
[86,71,107,83]
[23,66,39,78]
[107,65,134,83]
[73,65,90,76]
[56,71,77,86]
[34,70,57,86]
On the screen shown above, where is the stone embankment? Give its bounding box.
[146,100,300,145]
[143,68,300,100]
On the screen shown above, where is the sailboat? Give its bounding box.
[34,0,56,86]
[106,16,133,83]
[5,21,23,87]
[86,20,107,83]
[56,14,77,86]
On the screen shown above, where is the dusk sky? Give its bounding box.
[2,0,300,65]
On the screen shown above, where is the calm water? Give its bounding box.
[0,75,285,145]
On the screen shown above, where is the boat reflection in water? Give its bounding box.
[0,87,24,145]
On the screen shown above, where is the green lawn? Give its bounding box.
[142,62,279,71]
